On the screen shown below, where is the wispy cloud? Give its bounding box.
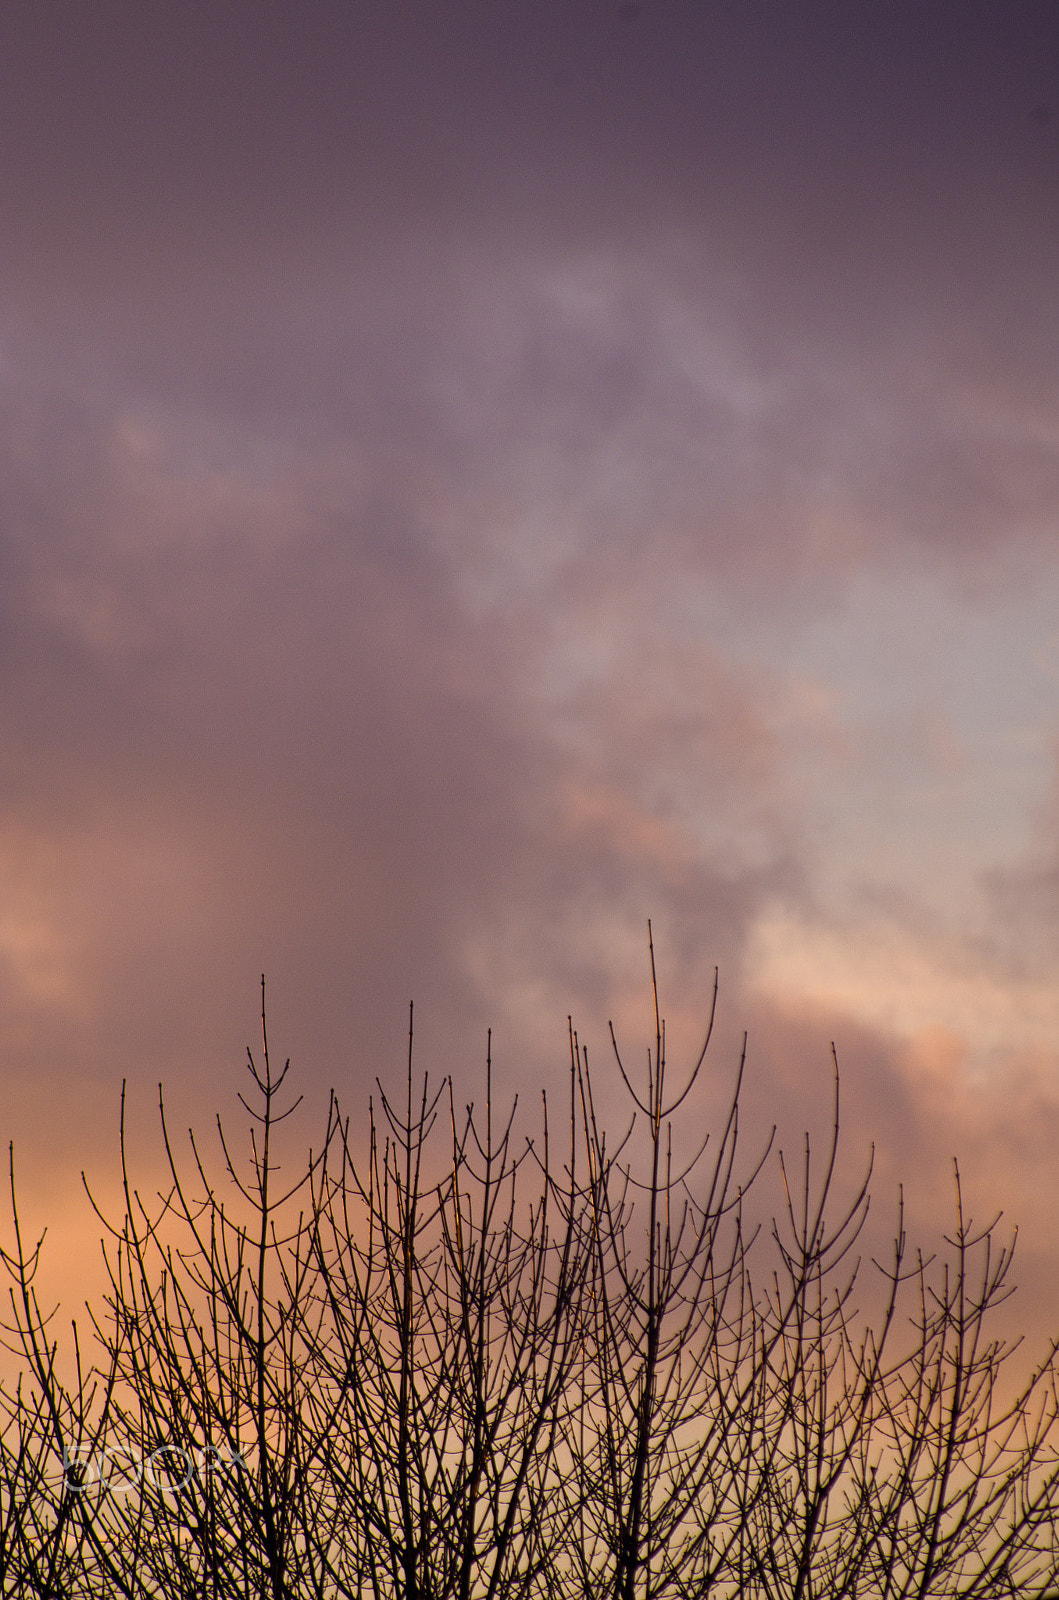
[0,2,1058,1345]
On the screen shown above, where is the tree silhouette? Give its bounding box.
[2,933,1059,1599]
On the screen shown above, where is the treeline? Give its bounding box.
[3,945,1059,1599]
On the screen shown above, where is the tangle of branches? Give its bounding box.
[3,932,1059,1600]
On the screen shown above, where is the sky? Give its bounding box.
[1,1,1059,1340]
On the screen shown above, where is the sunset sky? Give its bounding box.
[2,2,1059,1332]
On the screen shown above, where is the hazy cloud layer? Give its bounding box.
[1,2,1058,1343]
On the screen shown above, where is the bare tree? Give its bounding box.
[2,939,1059,1600]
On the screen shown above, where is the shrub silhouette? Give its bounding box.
[3,934,1059,1599]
